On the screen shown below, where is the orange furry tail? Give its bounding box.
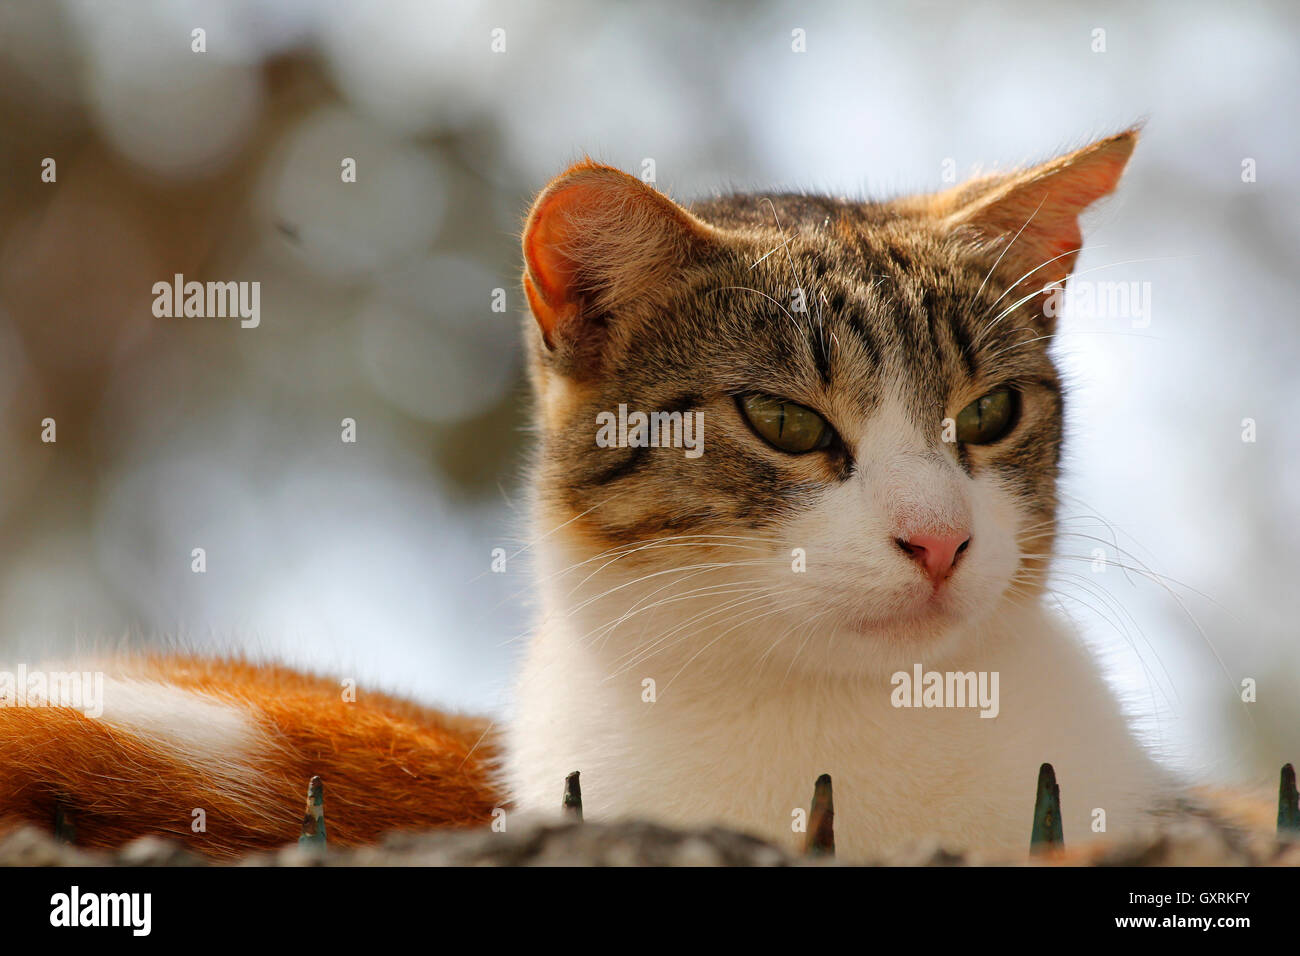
[0,657,503,860]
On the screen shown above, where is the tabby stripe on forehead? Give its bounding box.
[893,292,932,380]
[946,310,978,376]
[841,309,883,372]
[923,289,975,377]
[811,331,833,385]
[923,295,944,367]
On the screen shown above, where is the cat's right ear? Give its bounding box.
[902,129,1139,297]
[522,160,717,369]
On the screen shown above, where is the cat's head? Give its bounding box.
[520,131,1137,678]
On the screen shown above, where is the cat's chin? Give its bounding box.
[848,605,953,639]
[761,605,999,683]
[837,582,980,640]
[843,607,974,654]
[827,589,1009,668]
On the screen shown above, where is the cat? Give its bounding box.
[502,128,1192,859]
[0,129,1203,860]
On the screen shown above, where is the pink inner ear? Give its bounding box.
[521,161,715,352]
[522,184,590,347]
[945,130,1138,287]
[1058,139,1134,205]
[524,190,581,308]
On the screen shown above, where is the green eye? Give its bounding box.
[954,389,1019,445]
[738,394,834,454]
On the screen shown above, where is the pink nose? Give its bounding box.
[896,532,971,587]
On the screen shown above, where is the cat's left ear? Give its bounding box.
[914,128,1138,291]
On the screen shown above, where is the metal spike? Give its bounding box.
[53,798,75,845]
[298,775,327,849]
[562,771,583,821]
[805,773,835,858]
[1029,762,1064,854]
[1278,763,1299,836]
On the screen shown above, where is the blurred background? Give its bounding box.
[0,0,1295,786]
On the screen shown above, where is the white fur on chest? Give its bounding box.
[504,584,1171,859]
